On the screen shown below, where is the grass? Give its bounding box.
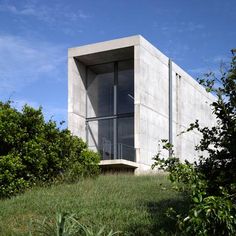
[0,174,189,235]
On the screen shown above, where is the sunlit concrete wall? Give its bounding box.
[134,36,215,173]
[134,38,169,172]
[68,35,216,174]
[171,63,216,162]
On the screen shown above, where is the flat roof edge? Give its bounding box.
[68,35,142,58]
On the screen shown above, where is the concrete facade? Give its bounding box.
[68,35,216,174]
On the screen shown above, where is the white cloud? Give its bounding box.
[190,54,231,78]
[205,55,230,64]
[188,67,212,76]
[0,2,90,23]
[155,21,205,34]
[188,66,222,79]
[0,34,66,92]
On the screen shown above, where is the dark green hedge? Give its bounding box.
[0,101,100,198]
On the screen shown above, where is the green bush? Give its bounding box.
[153,151,236,235]
[178,195,236,236]
[153,50,236,235]
[0,153,29,197]
[65,149,101,182]
[0,101,100,198]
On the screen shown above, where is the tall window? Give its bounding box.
[117,60,134,114]
[86,60,135,161]
[87,63,114,118]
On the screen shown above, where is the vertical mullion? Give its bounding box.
[168,59,173,157]
[113,62,118,159]
[85,67,88,144]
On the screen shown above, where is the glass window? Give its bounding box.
[87,119,114,160]
[117,117,135,161]
[86,60,135,162]
[87,63,114,118]
[117,60,134,114]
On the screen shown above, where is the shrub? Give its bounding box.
[153,50,236,235]
[0,101,100,198]
[153,143,236,235]
[0,153,29,197]
[191,49,236,196]
[64,149,101,182]
[178,195,236,236]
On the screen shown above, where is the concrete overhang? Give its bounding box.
[75,46,134,66]
[68,35,142,66]
[68,35,141,58]
[68,34,170,67]
[99,159,138,169]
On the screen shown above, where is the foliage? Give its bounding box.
[0,153,29,197]
[64,150,101,182]
[31,212,120,236]
[153,149,236,235]
[0,101,100,198]
[152,50,236,235]
[152,142,207,201]
[178,195,236,236]
[187,50,236,196]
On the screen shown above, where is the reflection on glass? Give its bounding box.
[86,60,135,161]
[118,117,135,161]
[88,119,114,160]
[87,63,114,118]
[118,60,134,114]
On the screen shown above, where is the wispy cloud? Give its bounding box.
[188,67,213,77]
[190,54,232,78]
[0,1,90,24]
[154,21,205,34]
[152,21,205,62]
[0,34,66,92]
[188,65,224,79]
[203,55,231,64]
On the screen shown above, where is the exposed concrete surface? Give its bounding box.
[100,159,139,168]
[68,35,216,174]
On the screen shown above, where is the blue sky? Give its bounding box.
[0,0,235,126]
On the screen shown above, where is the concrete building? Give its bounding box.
[68,35,215,174]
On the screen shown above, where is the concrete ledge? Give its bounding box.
[68,35,141,58]
[99,159,139,169]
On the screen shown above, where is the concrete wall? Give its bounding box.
[171,63,216,162]
[68,35,216,173]
[135,36,216,167]
[134,43,169,167]
[68,57,86,140]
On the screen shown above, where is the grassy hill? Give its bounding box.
[0,174,189,235]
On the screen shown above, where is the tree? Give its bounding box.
[0,101,100,198]
[152,49,236,235]
[193,49,236,196]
